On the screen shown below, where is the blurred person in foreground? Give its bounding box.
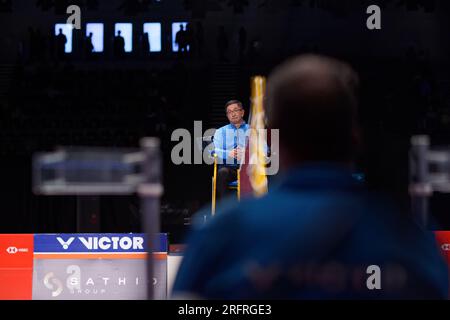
[172,55,449,299]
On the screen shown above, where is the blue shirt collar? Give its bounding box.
[229,121,247,130]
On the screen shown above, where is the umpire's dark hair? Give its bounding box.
[224,100,243,112]
[267,54,361,162]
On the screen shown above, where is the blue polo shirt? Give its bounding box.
[213,122,250,166]
[173,163,449,299]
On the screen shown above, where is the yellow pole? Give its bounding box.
[212,154,218,216]
[248,76,268,197]
[237,169,241,201]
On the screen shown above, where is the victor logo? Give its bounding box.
[78,236,144,250]
[442,243,450,251]
[57,237,75,250]
[56,236,144,250]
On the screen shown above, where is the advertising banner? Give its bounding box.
[0,234,34,300]
[435,232,450,264]
[32,233,168,300]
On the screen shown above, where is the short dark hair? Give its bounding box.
[224,100,243,112]
[267,54,360,162]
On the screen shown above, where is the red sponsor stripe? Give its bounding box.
[434,231,450,300]
[0,234,34,300]
[435,231,450,263]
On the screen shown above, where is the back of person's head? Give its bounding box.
[267,54,360,164]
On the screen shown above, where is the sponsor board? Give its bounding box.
[0,234,34,300]
[34,233,167,253]
[435,231,450,264]
[32,233,168,300]
[32,259,167,299]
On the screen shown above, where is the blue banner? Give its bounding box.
[34,233,168,253]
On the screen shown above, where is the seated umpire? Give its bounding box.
[213,100,250,199]
[173,55,449,299]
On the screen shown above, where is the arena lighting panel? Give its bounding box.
[114,23,133,52]
[172,22,189,52]
[86,23,104,52]
[143,23,162,52]
[54,23,74,53]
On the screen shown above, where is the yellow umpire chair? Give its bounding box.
[210,76,269,215]
[211,154,240,216]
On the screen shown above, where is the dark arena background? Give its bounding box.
[1,0,450,302]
